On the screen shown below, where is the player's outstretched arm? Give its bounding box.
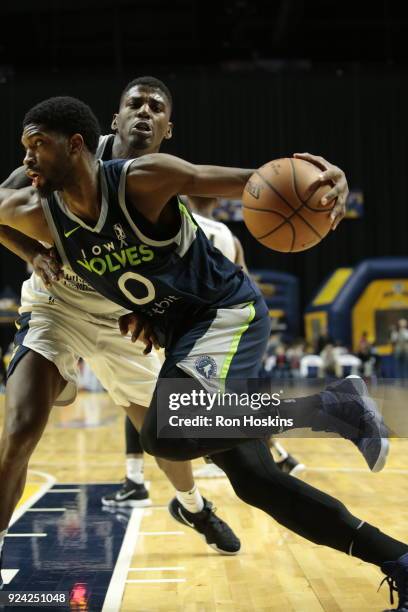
[127,153,254,222]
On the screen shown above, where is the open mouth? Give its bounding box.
[26,169,42,188]
[132,120,152,134]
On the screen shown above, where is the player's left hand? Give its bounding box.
[31,246,63,287]
[119,312,161,354]
[293,152,349,230]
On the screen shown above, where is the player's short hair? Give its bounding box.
[120,76,173,110]
[23,96,101,154]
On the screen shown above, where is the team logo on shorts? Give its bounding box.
[195,356,217,379]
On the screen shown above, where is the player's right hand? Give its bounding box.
[293,152,349,230]
[31,247,63,288]
[119,312,161,354]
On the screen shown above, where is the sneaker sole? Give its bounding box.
[346,375,389,473]
[371,437,390,473]
[289,463,306,476]
[168,503,240,555]
[101,498,152,508]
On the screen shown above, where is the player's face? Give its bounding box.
[112,85,173,152]
[22,124,73,196]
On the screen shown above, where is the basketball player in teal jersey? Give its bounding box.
[107,192,304,496]
[0,77,338,527]
[0,97,407,610]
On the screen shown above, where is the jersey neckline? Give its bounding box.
[118,159,183,247]
[54,160,108,234]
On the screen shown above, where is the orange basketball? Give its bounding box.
[242,158,336,253]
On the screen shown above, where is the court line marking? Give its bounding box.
[143,505,169,511]
[126,578,186,584]
[6,533,47,537]
[55,481,151,487]
[55,481,126,484]
[26,508,66,512]
[1,569,19,585]
[48,488,80,493]
[30,463,133,468]
[128,566,185,572]
[10,470,56,527]
[102,508,144,612]
[139,531,185,536]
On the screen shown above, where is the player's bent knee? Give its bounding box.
[140,426,187,461]
[140,430,172,459]
[0,431,38,468]
[3,398,49,448]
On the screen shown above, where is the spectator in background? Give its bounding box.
[316,333,332,354]
[357,331,371,355]
[286,339,305,379]
[390,318,408,381]
[273,344,291,379]
[320,343,336,378]
[333,340,348,360]
[357,331,377,378]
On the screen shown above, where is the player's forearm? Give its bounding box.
[134,157,254,198]
[189,166,255,198]
[0,225,43,265]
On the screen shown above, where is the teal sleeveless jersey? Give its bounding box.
[42,159,261,346]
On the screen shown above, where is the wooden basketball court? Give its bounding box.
[1,388,406,611]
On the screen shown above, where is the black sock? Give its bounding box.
[351,522,408,567]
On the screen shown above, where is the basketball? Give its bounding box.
[242,158,336,252]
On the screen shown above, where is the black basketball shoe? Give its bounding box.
[168,497,240,555]
[381,552,408,611]
[318,375,389,472]
[101,478,151,508]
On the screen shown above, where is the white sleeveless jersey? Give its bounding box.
[193,213,237,263]
[19,135,128,320]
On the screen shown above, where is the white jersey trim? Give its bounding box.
[96,134,113,159]
[54,160,108,234]
[41,198,71,269]
[117,159,181,247]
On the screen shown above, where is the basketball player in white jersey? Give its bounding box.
[188,195,305,478]
[0,79,244,574]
